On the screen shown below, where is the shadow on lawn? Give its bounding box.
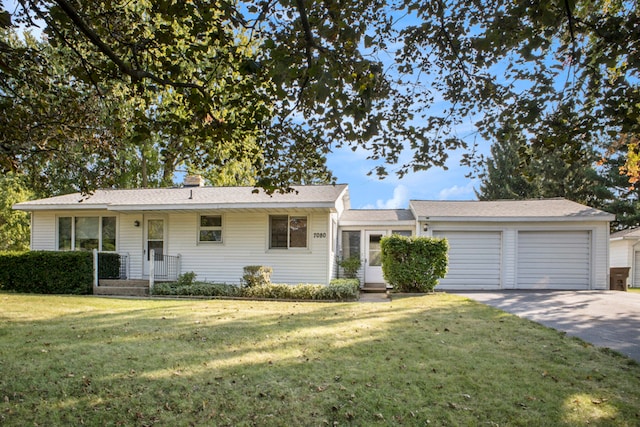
[1,295,639,426]
[455,290,640,363]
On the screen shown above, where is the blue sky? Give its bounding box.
[326,140,488,209]
[3,0,491,204]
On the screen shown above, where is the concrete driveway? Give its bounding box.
[453,290,640,363]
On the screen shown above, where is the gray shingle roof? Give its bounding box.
[14,184,349,211]
[410,198,614,221]
[339,209,415,222]
[610,227,640,239]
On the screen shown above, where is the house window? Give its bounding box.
[58,216,117,251]
[75,217,99,250]
[269,215,308,249]
[199,215,223,243]
[392,230,412,237]
[341,231,361,259]
[102,217,117,251]
[58,217,72,250]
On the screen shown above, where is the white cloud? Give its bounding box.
[362,184,410,209]
[437,180,478,200]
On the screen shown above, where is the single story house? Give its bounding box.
[609,227,640,287]
[14,180,615,290]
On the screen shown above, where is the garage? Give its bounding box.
[411,199,612,290]
[517,230,591,289]
[433,231,502,289]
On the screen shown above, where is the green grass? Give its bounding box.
[628,287,640,294]
[1,293,640,426]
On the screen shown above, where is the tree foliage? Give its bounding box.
[0,173,32,251]
[476,126,640,231]
[476,123,604,205]
[1,0,638,192]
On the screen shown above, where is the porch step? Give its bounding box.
[94,286,149,297]
[95,279,149,297]
[361,283,388,293]
[99,279,149,288]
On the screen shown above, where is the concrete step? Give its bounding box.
[361,283,388,293]
[99,279,149,288]
[94,285,149,297]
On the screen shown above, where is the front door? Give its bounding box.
[365,231,386,284]
[144,218,165,276]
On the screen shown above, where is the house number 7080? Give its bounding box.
[313,233,327,239]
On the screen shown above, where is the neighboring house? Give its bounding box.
[14,181,615,290]
[610,227,640,287]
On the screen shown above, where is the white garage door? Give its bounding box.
[517,231,591,289]
[433,231,502,289]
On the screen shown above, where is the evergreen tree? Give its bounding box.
[476,125,604,205]
[476,126,535,200]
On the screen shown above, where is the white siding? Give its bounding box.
[517,231,590,289]
[633,251,640,288]
[118,213,144,279]
[432,231,502,290]
[591,222,611,290]
[168,211,332,285]
[31,211,56,250]
[609,240,632,267]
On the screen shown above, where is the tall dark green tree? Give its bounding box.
[476,126,640,231]
[475,126,536,200]
[476,125,605,206]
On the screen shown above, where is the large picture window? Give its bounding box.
[199,215,223,243]
[58,216,117,251]
[269,215,308,249]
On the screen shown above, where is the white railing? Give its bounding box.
[93,250,131,287]
[149,249,181,291]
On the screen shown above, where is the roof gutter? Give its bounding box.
[13,203,111,212]
[417,215,616,222]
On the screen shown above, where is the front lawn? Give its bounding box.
[1,293,639,426]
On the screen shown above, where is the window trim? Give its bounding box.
[268,214,309,250]
[198,214,224,244]
[57,215,118,252]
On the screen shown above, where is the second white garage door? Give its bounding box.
[433,231,502,289]
[517,231,591,289]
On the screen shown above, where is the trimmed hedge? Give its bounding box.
[152,278,360,301]
[0,251,93,294]
[152,282,242,297]
[380,235,448,293]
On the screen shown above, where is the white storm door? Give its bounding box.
[143,218,165,276]
[365,231,386,284]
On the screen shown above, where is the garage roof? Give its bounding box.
[410,198,615,222]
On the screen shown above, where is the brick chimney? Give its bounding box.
[184,175,205,187]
